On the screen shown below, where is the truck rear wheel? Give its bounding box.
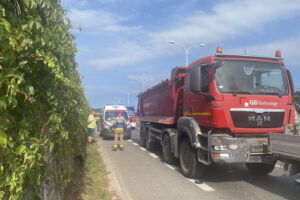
[145,129,154,151]
[162,134,175,164]
[140,125,146,147]
[180,139,204,178]
[245,163,275,175]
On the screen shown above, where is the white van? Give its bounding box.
[100,104,131,139]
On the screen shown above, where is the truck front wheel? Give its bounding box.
[179,139,203,178]
[162,134,175,164]
[245,163,275,175]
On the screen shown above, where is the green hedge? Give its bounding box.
[0,0,89,199]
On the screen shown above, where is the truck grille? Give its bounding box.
[230,108,284,128]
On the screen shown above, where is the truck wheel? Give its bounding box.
[145,129,154,151]
[245,163,275,175]
[180,139,203,178]
[162,134,175,164]
[140,126,146,147]
[126,133,131,140]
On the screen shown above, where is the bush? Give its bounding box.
[0,0,89,199]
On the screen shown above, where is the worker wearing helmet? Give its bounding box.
[113,111,127,151]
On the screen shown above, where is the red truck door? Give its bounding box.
[183,64,212,126]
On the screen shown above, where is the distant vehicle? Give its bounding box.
[100,104,131,139]
[126,106,137,129]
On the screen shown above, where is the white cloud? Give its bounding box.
[149,0,300,44]
[89,42,153,69]
[68,8,141,33]
[62,0,88,8]
[80,0,300,70]
[128,73,169,90]
[227,35,300,67]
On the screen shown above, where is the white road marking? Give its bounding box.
[187,178,215,192]
[149,153,159,159]
[139,147,147,151]
[164,164,176,170]
[127,139,133,142]
[132,142,138,146]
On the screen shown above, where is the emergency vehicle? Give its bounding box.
[100,104,131,139]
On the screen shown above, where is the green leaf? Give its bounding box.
[0,191,4,200]
[0,130,7,145]
[0,98,7,110]
[28,86,34,95]
[16,145,26,155]
[1,18,11,32]
[49,142,54,152]
[9,37,18,49]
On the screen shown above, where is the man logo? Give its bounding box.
[248,115,271,126]
[243,65,254,75]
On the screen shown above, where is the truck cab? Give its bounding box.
[182,48,294,166]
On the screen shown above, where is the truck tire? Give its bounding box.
[140,126,146,147]
[179,139,204,178]
[126,133,131,140]
[162,134,175,164]
[245,163,275,175]
[145,129,154,151]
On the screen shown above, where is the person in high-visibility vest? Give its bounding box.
[112,111,127,151]
[87,110,96,143]
[95,112,101,136]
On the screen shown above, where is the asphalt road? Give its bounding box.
[97,126,300,200]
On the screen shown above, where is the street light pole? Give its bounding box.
[139,78,153,90]
[122,90,130,106]
[169,40,206,66]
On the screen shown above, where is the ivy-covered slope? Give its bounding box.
[0,0,89,199]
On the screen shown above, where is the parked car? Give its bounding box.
[100,104,131,139]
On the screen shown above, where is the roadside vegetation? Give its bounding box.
[0,0,89,199]
[81,140,115,200]
[65,137,115,200]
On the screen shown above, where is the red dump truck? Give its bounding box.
[137,47,296,178]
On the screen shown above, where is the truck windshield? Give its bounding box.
[215,59,288,95]
[104,111,129,121]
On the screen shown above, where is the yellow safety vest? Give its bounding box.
[87,114,96,128]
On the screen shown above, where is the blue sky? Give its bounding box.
[61,0,300,108]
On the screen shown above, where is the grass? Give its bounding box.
[81,140,115,200]
[65,137,115,200]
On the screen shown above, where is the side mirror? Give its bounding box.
[287,69,294,96]
[189,66,202,92]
